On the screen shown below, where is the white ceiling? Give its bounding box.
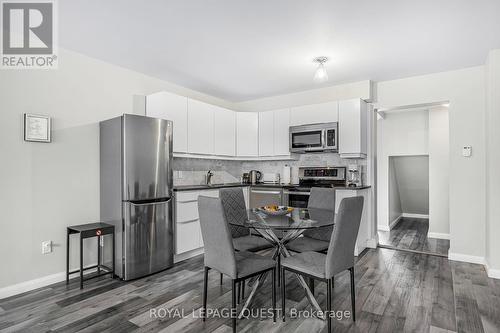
[59,0,500,102]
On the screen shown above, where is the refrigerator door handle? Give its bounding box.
[128,198,172,206]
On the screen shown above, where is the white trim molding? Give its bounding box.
[0,265,99,300]
[427,232,450,240]
[448,252,486,265]
[377,225,389,232]
[389,215,403,230]
[0,271,66,300]
[485,264,500,280]
[402,213,429,219]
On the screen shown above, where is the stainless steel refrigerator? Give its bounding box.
[100,114,173,280]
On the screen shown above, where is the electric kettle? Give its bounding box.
[248,170,262,184]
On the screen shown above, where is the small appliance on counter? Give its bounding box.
[291,166,300,185]
[241,172,250,184]
[249,170,262,185]
[347,164,362,187]
[262,173,280,184]
[281,165,291,184]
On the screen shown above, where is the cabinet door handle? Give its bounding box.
[177,218,199,224]
[250,190,281,195]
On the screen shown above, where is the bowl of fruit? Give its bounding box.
[258,205,294,216]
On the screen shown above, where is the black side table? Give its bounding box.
[66,222,115,289]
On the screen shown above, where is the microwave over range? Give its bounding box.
[289,122,338,153]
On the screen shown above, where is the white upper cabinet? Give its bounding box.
[237,112,259,156]
[187,99,214,155]
[146,91,188,153]
[258,111,274,156]
[338,98,368,158]
[273,108,291,156]
[214,106,236,156]
[290,101,339,126]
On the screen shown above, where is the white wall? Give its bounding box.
[377,110,429,229]
[388,157,402,227]
[429,108,450,236]
[375,66,486,259]
[485,49,500,275]
[392,155,429,215]
[0,48,234,292]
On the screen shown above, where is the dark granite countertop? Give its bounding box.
[173,183,371,191]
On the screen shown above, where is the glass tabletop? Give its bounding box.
[229,207,336,230]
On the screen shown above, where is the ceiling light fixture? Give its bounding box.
[313,56,329,83]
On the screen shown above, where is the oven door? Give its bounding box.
[289,130,323,152]
[283,190,310,208]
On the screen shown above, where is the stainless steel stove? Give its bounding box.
[283,166,346,208]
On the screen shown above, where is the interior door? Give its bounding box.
[123,199,173,280]
[123,114,173,201]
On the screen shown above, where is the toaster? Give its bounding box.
[262,173,280,184]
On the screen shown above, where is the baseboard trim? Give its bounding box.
[427,232,450,240]
[0,263,100,300]
[174,247,204,263]
[485,262,500,280]
[402,213,429,219]
[377,225,389,232]
[389,215,403,230]
[448,252,486,265]
[365,238,378,249]
[0,272,67,300]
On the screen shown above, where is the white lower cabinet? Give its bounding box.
[174,189,219,256]
[176,221,201,254]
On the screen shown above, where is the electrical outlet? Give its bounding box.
[42,241,52,254]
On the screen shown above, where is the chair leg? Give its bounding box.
[350,267,356,322]
[281,267,286,322]
[220,273,223,285]
[309,277,315,295]
[241,280,245,300]
[327,278,332,333]
[203,267,209,322]
[232,280,237,333]
[237,282,241,304]
[272,268,276,322]
[277,254,281,286]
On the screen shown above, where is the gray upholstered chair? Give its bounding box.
[286,187,336,253]
[219,187,273,296]
[281,196,364,333]
[220,187,272,252]
[198,196,277,333]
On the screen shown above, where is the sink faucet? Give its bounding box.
[206,170,214,185]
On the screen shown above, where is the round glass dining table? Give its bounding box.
[229,207,336,319]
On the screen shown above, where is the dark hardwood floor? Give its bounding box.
[1,247,499,333]
[378,217,450,256]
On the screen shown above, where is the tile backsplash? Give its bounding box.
[173,153,367,186]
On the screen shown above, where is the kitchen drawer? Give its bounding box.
[176,201,199,222]
[176,219,202,254]
[175,189,219,202]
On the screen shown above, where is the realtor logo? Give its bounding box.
[1,0,58,69]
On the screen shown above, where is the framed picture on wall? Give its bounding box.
[24,114,52,143]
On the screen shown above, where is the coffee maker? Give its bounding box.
[347,164,362,187]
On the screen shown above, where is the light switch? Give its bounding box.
[462,146,472,157]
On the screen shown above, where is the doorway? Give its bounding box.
[376,105,450,257]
